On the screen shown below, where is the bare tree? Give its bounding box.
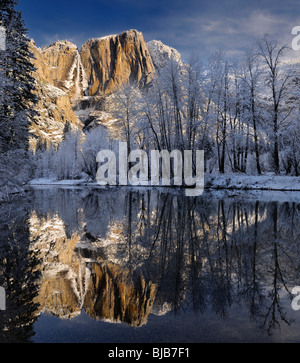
[241,48,263,174]
[110,82,142,156]
[256,36,291,174]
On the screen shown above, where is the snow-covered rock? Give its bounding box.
[147,40,183,69]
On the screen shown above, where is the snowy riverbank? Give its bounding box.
[205,173,300,191]
[29,173,300,191]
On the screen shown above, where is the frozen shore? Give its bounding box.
[29,173,300,191]
[205,173,300,191]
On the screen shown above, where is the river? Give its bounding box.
[1,186,300,343]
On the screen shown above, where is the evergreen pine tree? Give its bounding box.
[0,0,38,152]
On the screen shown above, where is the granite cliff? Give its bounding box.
[29,30,179,148]
[80,30,155,96]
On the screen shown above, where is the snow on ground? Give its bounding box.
[27,174,300,204]
[30,173,300,191]
[206,173,300,191]
[204,173,300,203]
[29,177,90,186]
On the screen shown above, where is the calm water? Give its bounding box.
[1,186,300,343]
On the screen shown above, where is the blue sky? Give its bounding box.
[18,0,300,61]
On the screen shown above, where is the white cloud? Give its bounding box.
[143,8,298,61]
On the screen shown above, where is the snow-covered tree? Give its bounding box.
[0,0,38,191]
[32,34,300,182]
[240,49,263,174]
[0,0,38,151]
[109,82,143,155]
[257,36,291,175]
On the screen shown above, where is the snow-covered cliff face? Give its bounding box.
[32,30,156,102]
[29,31,182,149]
[31,40,88,103]
[29,81,83,151]
[147,40,183,69]
[29,40,84,150]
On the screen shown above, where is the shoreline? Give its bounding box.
[28,174,300,192]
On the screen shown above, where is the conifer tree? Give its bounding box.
[0,0,38,152]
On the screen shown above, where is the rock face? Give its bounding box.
[31,40,88,103]
[30,81,82,150]
[29,40,84,150]
[80,30,155,96]
[28,30,179,148]
[147,40,183,70]
[32,30,155,102]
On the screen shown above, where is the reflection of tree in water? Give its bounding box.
[253,202,297,335]
[31,188,300,335]
[80,190,300,334]
[0,195,40,343]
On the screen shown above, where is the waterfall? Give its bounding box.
[80,56,89,96]
[74,52,81,101]
[65,50,89,104]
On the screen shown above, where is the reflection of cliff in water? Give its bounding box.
[28,188,300,334]
[84,261,157,327]
[29,204,157,327]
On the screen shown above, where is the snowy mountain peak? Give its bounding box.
[94,34,117,42]
[85,29,144,46]
[41,40,78,53]
[147,40,183,69]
